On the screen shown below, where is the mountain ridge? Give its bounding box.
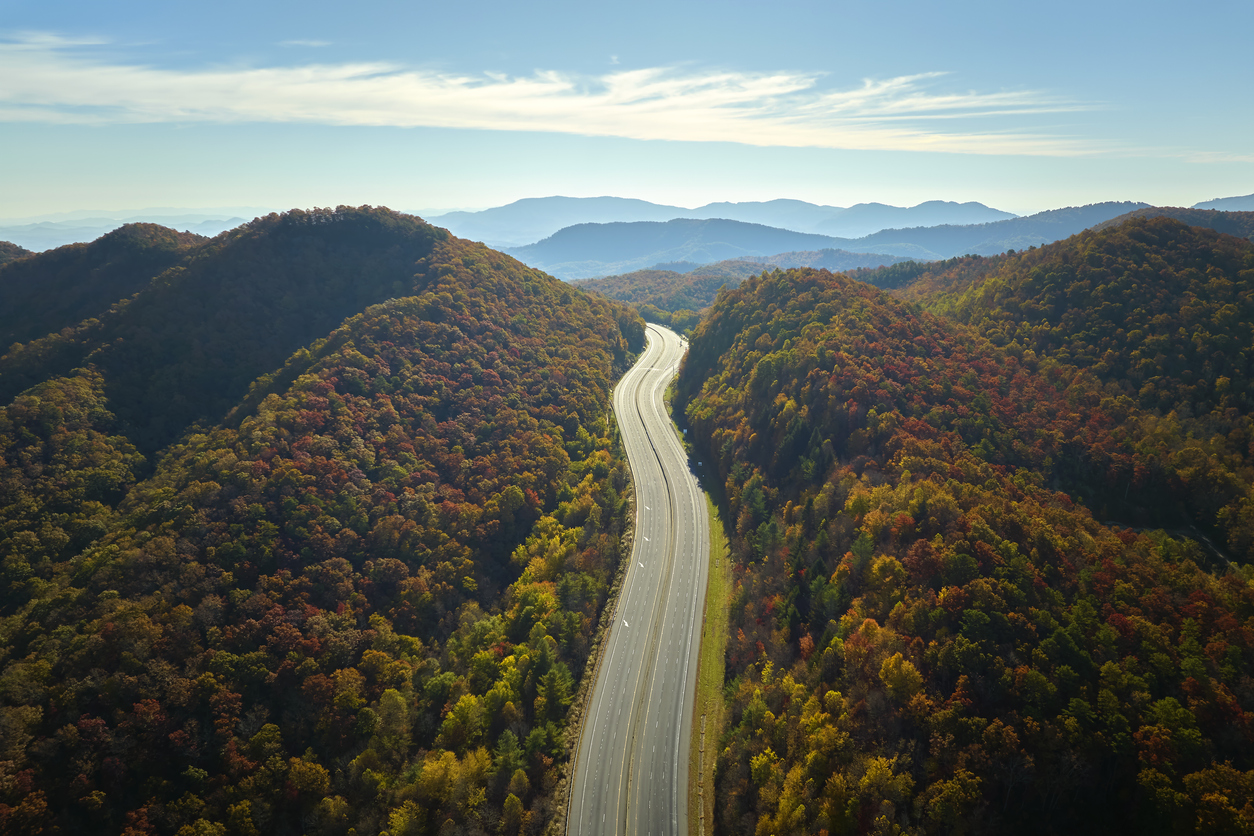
[505,202,1151,279]
[1193,192,1254,211]
[0,223,207,349]
[428,195,1016,248]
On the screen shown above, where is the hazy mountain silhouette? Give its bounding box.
[504,202,1151,278]
[428,195,1015,248]
[0,213,250,251]
[505,218,874,279]
[1192,193,1254,211]
[849,201,1151,260]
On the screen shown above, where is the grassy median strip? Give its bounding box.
[689,493,730,836]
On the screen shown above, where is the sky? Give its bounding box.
[1,0,1251,219]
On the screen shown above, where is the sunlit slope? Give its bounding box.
[676,266,1254,835]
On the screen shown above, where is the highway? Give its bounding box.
[568,324,710,836]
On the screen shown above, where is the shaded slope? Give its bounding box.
[675,267,1254,836]
[0,208,456,454]
[0,223,205,349]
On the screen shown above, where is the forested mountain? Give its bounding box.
[905,216,1254,551]
[0,242,32,267]
[1091,207,1254,241]
[0,207,646,836]
[677,260,1254,834]
[1,209,457,454]
[0,224,206,350]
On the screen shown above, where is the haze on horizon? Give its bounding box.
[1,0,1250,218]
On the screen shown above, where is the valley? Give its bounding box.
[570,325,708,836]
[2,202,1254,835]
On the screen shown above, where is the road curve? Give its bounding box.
[568,324,710,836]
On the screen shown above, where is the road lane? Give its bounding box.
[568,325,710,836]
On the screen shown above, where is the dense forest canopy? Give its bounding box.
[1091,208,1254,242]
[898,217,1254,557]
[677,262,1254,835]
[0,224,204,350]
[0,207,646,836]
[7,202,1254,836]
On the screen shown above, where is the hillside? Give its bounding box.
[0,242,31,267]
[0,223,206,350]
[675,266,1254,835]
[1091,207,1254,241]
[900,217,1254,549]
[0,207,645,835]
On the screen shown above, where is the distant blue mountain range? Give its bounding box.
[503,202,1152,279]
[1193,193,1254,211]
[426,196,1017,247]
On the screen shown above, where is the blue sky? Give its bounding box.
[1,0,1250,218]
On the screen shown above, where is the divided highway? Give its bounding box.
[569,324,711,836]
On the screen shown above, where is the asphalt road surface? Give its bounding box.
[568,324,710,836]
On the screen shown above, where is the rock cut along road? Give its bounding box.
[569,324,710,836]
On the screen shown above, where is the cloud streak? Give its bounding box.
[0,34,1096,156]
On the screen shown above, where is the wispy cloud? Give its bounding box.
[1179,150,1254,165]
[280,39,331,47]
[0,33,1097,156]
